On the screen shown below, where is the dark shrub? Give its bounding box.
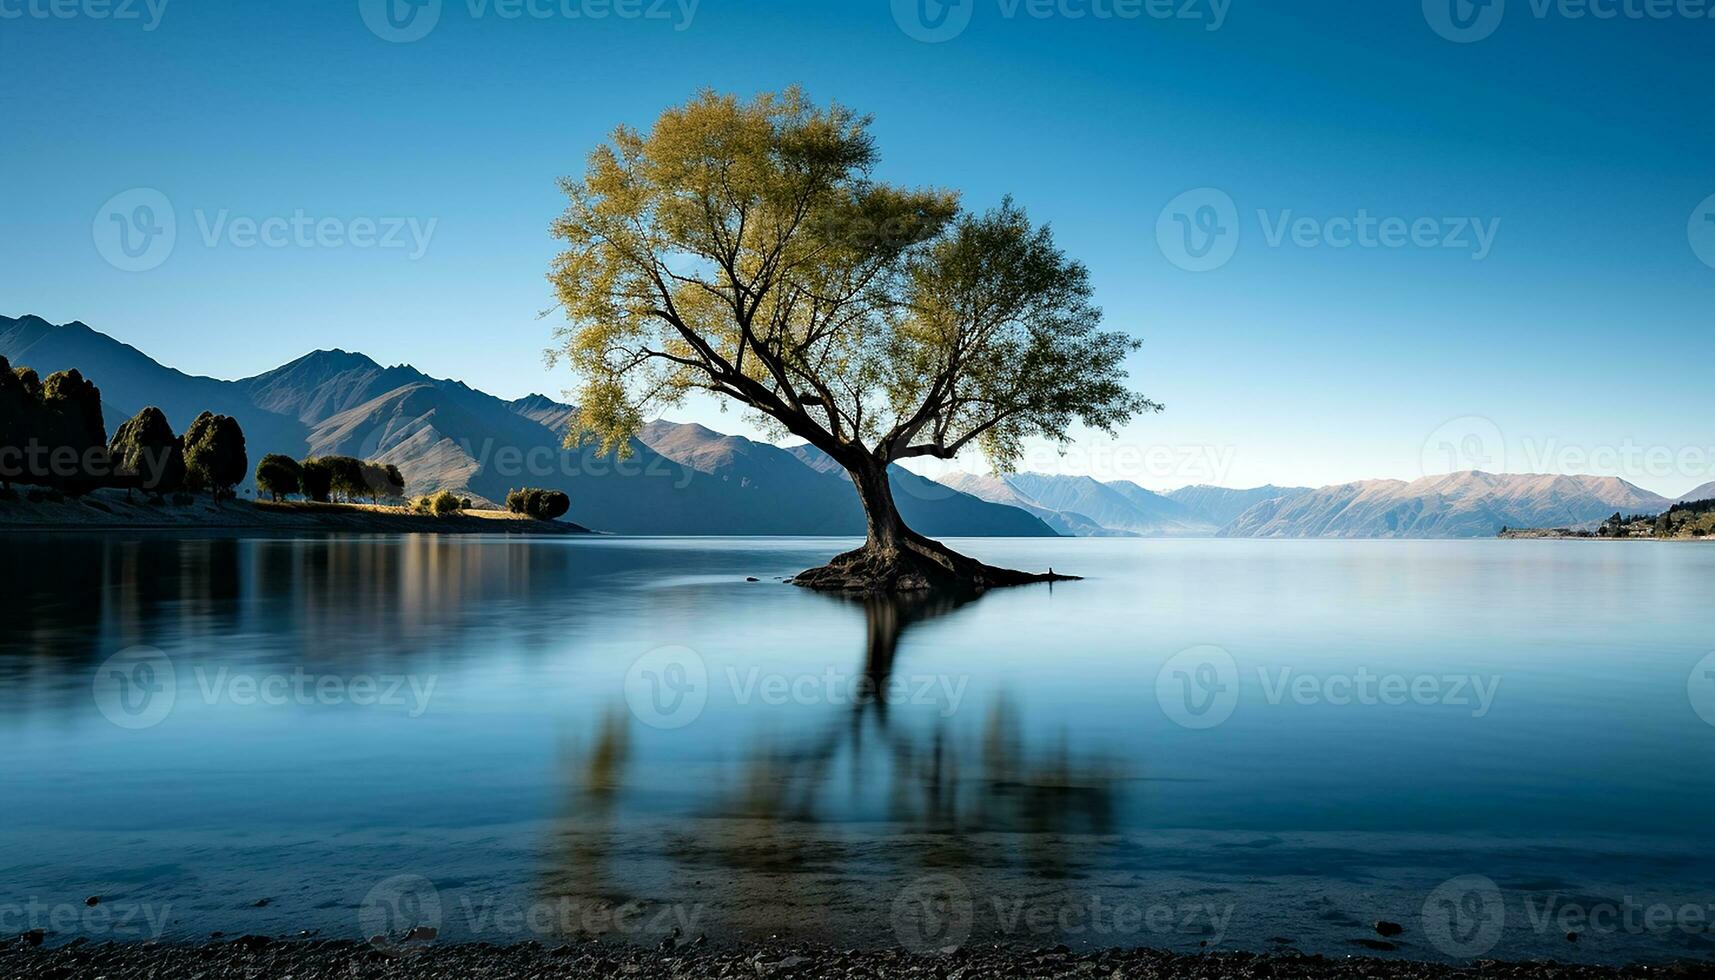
[507,487,569,520]
[430,490,460,516]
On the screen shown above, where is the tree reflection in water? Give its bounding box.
[543,592,1126,945]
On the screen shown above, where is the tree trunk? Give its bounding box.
[790,454,1078,595]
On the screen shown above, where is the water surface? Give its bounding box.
[2,534,1712,963]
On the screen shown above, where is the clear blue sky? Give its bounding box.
[3,1,1712,494]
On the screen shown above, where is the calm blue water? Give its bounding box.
[2,534,1713,964]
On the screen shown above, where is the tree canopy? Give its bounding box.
[183,411,248,497]
[547,88,1158,476]
[109,406,185,493]
[255,453,303,502]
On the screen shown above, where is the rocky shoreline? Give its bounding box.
[2,937,1701,980]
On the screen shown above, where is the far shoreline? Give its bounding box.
[0,489,592,536]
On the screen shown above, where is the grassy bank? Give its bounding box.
[0,488,592,534]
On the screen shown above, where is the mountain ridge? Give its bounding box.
[0,315,1055,537]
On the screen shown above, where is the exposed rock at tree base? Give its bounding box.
[791,535,1078,595]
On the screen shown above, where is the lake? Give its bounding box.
[2,534,1713,964]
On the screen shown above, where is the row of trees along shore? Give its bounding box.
[0,357,405,507]
[254,453,404,504]
[0,356,246,498]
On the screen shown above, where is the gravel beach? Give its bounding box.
[3,937,1704,980]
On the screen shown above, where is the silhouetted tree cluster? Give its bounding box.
[507,487,570,520]
[0,357,239,499]
[298,455,404,503]
[0,358,110,494]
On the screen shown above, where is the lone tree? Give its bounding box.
[548,89,1157,592]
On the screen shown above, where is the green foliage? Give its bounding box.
[547,89,1158,480]
[0,361,111,494]
[182,412,248,498]
[304,455,404,503]
[41,368,106,457]
[108,406,185,494]
[254,453,303,501]
[300,457,334,502]
[410,490,462,516]
[380,463,407,501]
[506,487,570,520]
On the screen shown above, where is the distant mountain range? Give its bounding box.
[0,315,1052,537]
[5,314,1708,539]
[938,472,1221,537]
[1217,472,1675,538]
